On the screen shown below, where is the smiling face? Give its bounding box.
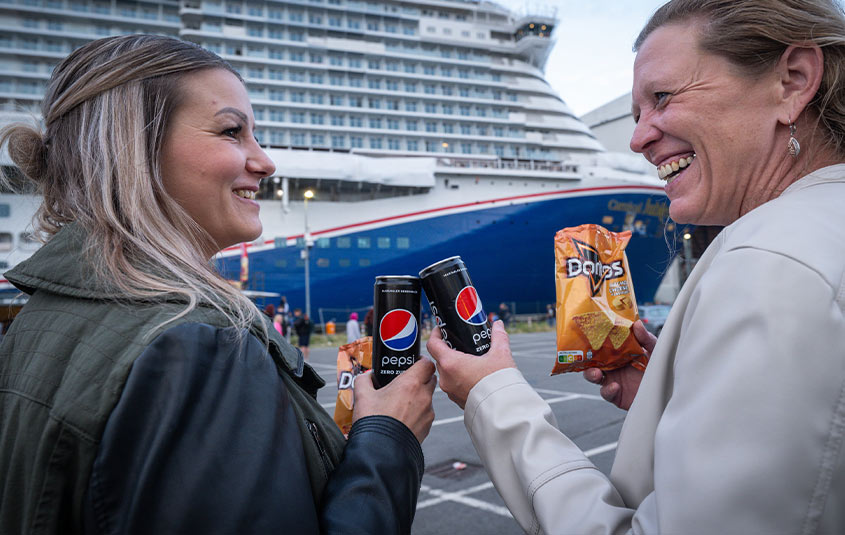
[160,68,275,256]
[630,22,787,226]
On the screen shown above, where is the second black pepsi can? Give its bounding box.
[372,275,422,389]
[419,256,492,355]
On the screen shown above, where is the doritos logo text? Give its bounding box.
[566,238,625,297]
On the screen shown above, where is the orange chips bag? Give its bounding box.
[553,224,648,375]
[333,337,372,436]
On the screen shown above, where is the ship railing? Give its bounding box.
[435,156,577,173]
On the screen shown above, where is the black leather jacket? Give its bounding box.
[80,323,424,534]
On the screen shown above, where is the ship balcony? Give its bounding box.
[0,2,179,30]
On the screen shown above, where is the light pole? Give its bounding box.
[303,189,314,319]
[682,231,693,285]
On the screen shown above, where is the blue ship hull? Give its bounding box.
[219,187,682,315]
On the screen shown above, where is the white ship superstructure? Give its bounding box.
[0,0,600,163]
[0,1,678,314]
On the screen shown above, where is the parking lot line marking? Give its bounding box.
[417,484,512,517]
[536,388,604,401]
[322,389,603,419]
[431,415,464,427]
[583,442,619,457]
[417,440,619,513]
[428,393,591,427]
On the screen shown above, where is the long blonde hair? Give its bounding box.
[0,34,265,337]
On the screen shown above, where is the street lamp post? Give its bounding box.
[682,231,693,285]
[303,189,314,318]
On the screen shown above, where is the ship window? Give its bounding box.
[317,258,329,267]
[274,259,288,268]
[357,237,371,248]
[274,237,287,248]
[316,237,331,248]
[296,258,305,267]
[359,258,371,266]
[339,258,351,267]
[0,233,10,252]
[397,237,409,249]
[336,237,351,248]
[296,237,305,249]
[0,204,8,217]
[377,237,390,249]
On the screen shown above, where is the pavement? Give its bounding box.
[307,330,627,534]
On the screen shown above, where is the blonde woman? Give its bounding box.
[0,35,436,534]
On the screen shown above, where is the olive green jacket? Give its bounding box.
[0,224,347,533]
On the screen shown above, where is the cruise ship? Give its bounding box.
[0,0,683,319]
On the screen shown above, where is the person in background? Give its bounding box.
[279,295,291,341]
[294,311,314,361]
[545,304,555,327]
[263,303,275,319]
[363,306,374,337]
[497,302,511,326]
[346,312,361,343]
[272,313,284,336]
[420,311,432,335]
[0,34,436,534]
[427,0,845,532]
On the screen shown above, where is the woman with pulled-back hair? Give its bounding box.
[428,0,845,533]
[0,34,436,534]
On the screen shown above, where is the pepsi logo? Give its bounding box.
[379,309,418,351]
[455,286,487,325]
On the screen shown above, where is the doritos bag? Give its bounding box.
[552,224,648,375]
[333,336,372,436]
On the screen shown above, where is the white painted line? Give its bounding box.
[325,389,605,424]
[417,440,619,514]
[584,441,618,458]
[428,393,589,427]
[431,415,464,427]
[417,484,512,517]
[536,388,604,401]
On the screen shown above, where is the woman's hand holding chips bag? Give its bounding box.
[583,321,656,410]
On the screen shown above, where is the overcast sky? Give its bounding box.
[495,0,666,117]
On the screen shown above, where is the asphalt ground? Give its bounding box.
[307,330,627,535]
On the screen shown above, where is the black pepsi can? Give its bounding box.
[372,275,422,388]
[419,256,492,355]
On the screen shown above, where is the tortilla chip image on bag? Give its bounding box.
[333,336,372,436]
[553,224,648,375]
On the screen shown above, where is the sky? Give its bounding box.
[495,0,667,117]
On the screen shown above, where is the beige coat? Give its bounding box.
[464,165,845,534]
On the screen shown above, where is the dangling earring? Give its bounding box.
[787,123,801,158]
